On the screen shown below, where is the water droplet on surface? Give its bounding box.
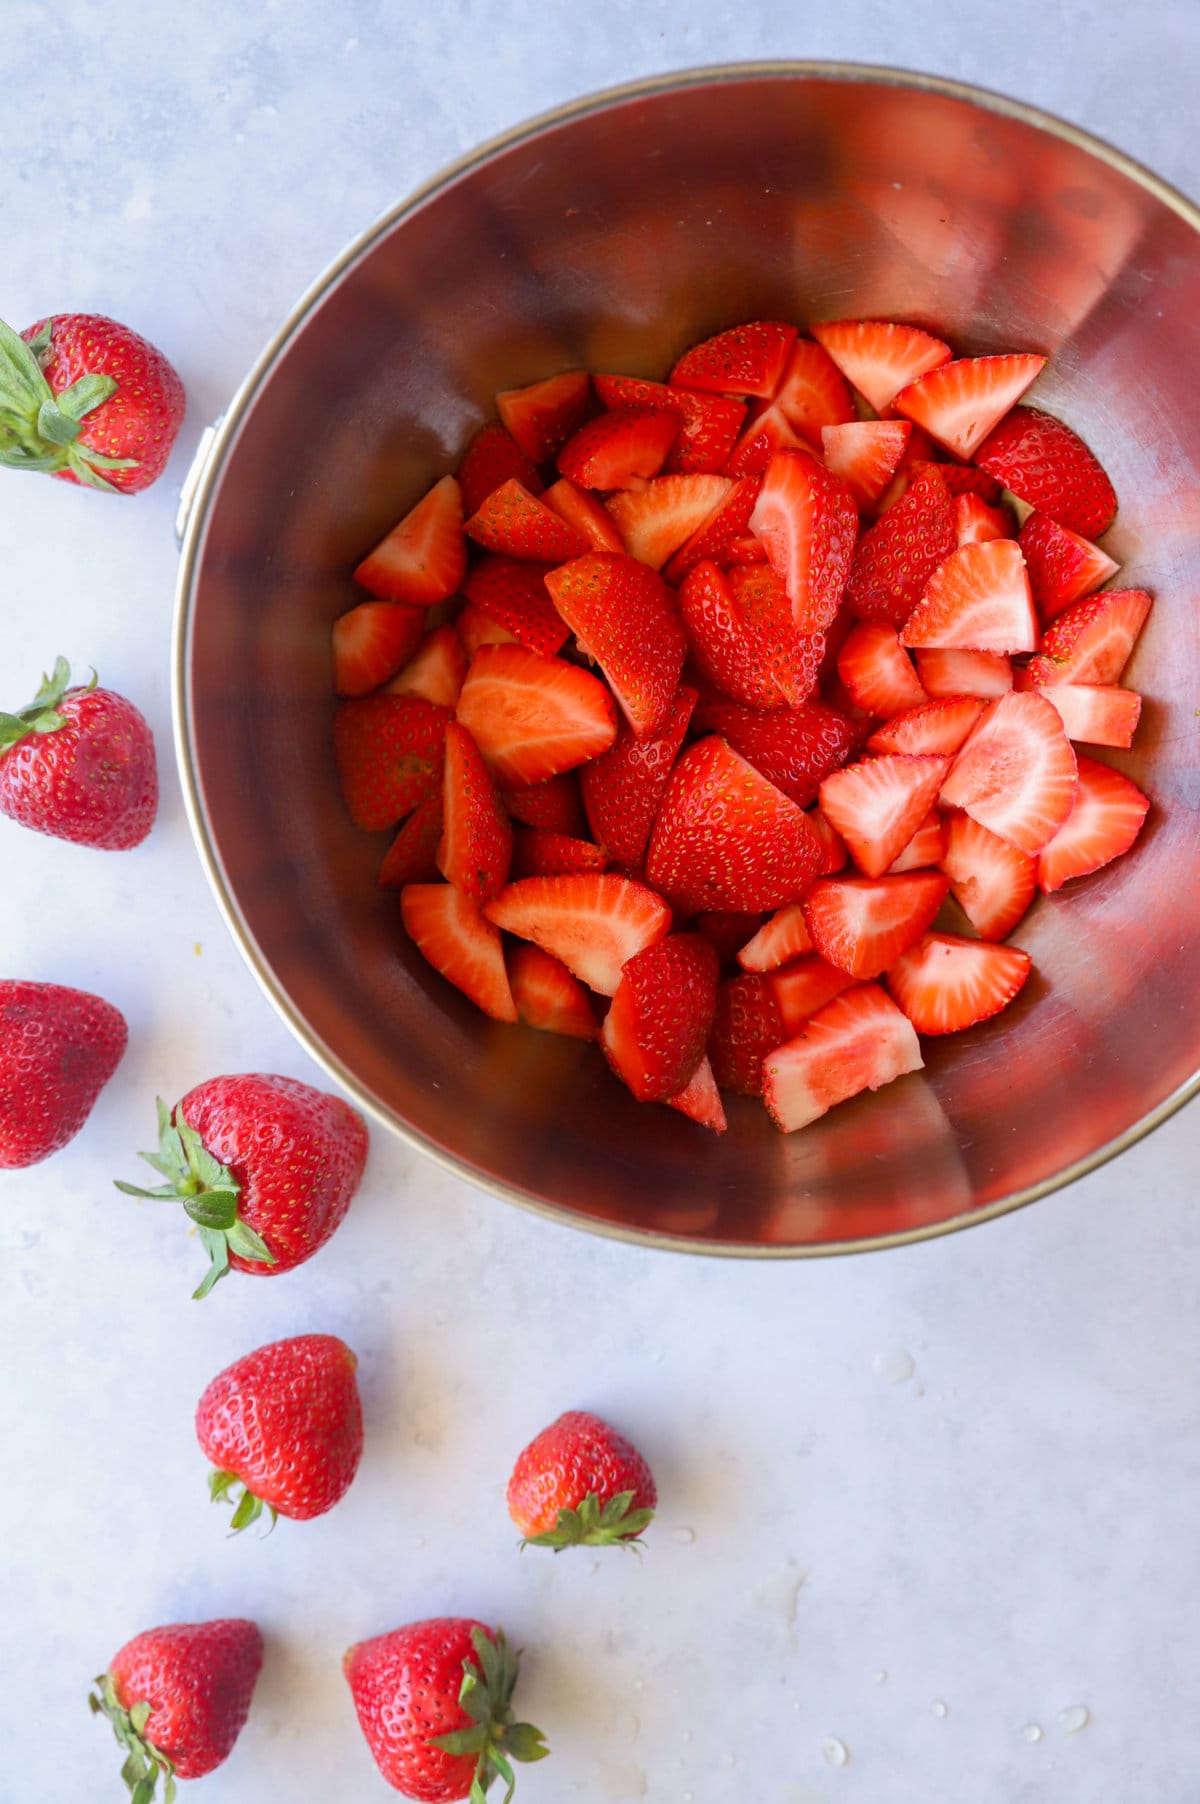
[681,1730,692,1743]
[1057,1705,1090,1735]
[1022,1723,1043,1743]
[873,1670,888,1684]
[632,1677,644,1692]
[673,1526,696,1544]
[931,1699,948,1718]
[873,1348,915,1384]
[822,1736,849,1768]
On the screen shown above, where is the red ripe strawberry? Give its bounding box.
[544,552,687,737]
[836,622,927,717]
[708,973,785,1094]
[355,475,467,605]
[894,353,1047,459]
[557,410,677,488]
[602,933,719,1101]
[939,811,1036,940]
[333,693,450,830]
[592,373,746,473]
[941,692,1077,853]
[690,696,858,808]
[773,340,855,443]
[867,695,985,758]
[378,788,444,889]
[844,464,957,625]
[1037,753,1149,893]
[1037,683,1142,748]
[803,871,950,978]
[461,557,569,656]
[509,943,597,1039]
[607,473,732,569]
[901,539,1038,654]
[437,722,513,902]
[385,624,470,710]
[511,828,606,877]
[344,1620,548,1802]
[724,399,807,477]
[670,320,798,398]
[679,563,778,710]
[1025,589,1152,687]
[540,476,626,551]
[456,603,516,657]
[196,1334,363,1528]
[499,771,586,835]
[457,421,542,515]
[402,881,517,1021]
[0,657,157,849]
[333,601,426,697]
[507,1409,657,1545]
[695,910,767,968]
[810,319,952,416]
[762,983,923,1132]
[886,932,1032,1034]
[497,368,590,460]
[727,562,825,704]
[580,685,696,870]
[749,448,857,632]
[887,810,947,873]
[767,955,856,1035]
[116,1075,368,1297]
[806,807,848,874]
[923,462,1005,503]
[465,478,589,561]
[1018,511,1118,620]
[1,311,184,493]
[662,473,763,583]
[485,873,670,995]
[736,903,813,972]
[667,1054,728,1131]
[955,493,1016,546]
[0,980,126,1168]
[974,405,1117,538]
[819,754,950,878]
[915,647,1012,698]
[90,1619,262,1795]
[646,735,822,914]
[456,644,616,784]
[821,420,911,509]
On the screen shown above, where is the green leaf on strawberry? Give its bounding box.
[429,1628,549,1804]
[522,1488,655,1552]
[88,1673,178,1804]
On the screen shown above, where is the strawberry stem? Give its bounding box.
[429,1627,549,1802]
[208,1468,278,1535]
[0,655,91,752]
[522,1490,654,1552]
[0,313,132,489]
[88,1673,178,1804]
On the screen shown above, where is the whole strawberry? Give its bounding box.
[506,1410,656,1549]
[196,1333,363,1529]
[115,1075,368,1298]
[0,657,157,849]
[0,312,184,493]
[344,1619,548,1801]
[0,979,127,1168]
[90,1618,263,1800]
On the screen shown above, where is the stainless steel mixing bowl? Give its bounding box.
[174,63,1200,1255]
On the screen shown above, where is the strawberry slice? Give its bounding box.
[601,933,719,1100]
[385,624,469,709]
[465,479,590,561]
[662,474,764,583]
[511,829,607,877]
[1036,683,1142,749]
[802,871,950,978]
[974,406,1117,539]
[457,604,517,657]
[458,422,543,516]
[484,873,671,995]
[915,648,1012,698]
[1026,589,1152,686]
[886,932,1032,1034]
[557,410,678,489]
[689,696,857,808]
[401,882,517,1021]
[499,772,586,835]
[496,370,590,462]
[810,320,952,416]
[901,540,1038,654]
[820,421,911,510]
[646,735,823,915]
[606,473,732,569]
[681,562,803,711]
[694,911,767,968]
[844,465,957,626]
[461,557,569,657]
[773,340,855,442]
[762,984,923,1133]
[592,374,746,474]
[436,722,513,902]
[1037,754,1150,893]
[836,622,927,718]
[939,812,1036,941]
[456,643,617,783]
[749,449,857,632]
[670,320,798,398]
[1018,512,1119,621]
[927,462,1005,503]
[333,601,426,697]
[874,428,943,512]
[708,973,786,1095]
[726,563,825,704]
[725,533,770,564]
[819,754,950,878]
[509,943,598,1040]
[867,696,985,757]
[887,810,946,873]
[667,1056,728,1131]
[806,807,848,875]
[354,474,467,606]
[377,787,444,889]
[544,552,688,737]
[724,400,808,477]
[736,904,813,973]
[333,694,450,831]
[894,354,1047,460]
[540,477,626,552]
[955,494,1016,546]
[767,955,856,1034]
[580,686,696,871]
[940,692,1077,853]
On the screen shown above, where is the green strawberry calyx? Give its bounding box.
[0,315,137,491]
[0,655,94,753]
[208,1467,279,1535]
[114,1097,277,1299]
[429,1627,549,1804]
[88,1672,178,1804]
[522,1489,655,1552]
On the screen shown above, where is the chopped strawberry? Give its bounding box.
[607,474,732,569]
[926,462,1005,503]
[1019,512,1119,621]
[821,421,911,510]
[540,477,627,552]
[557,410,678,489]
[666,1056,728,1132]
[458,422,543,516]
[773,340,855,443]
[511,829,607,877]
[689,696,857,808]
[1027,589,1152,686]
[496,370,590,462]
[767,954,856,1034]
[377,787,444,889]
[726,563,825,704]
[901,540,1037,654]
[955,493,1016,546]
[670,321,798,398]
[484,873,671,995]
[333,601,426,698]
[939,812,1037,941]
[354,474,467,606]
[915,648,1013,698]
[802,871,950,978]
[662,474,764,583]
[680,562,812,711]
[544,552,687,737]
[819,754,949,878]
[886,932,1032,1034]
[974,405,1117,539]
[724,533,770,564]
[724,400,808,477]
[762,984,923,1132]
[462,557,569,656]
[894,354,1047,460]
[736,903,813,973]
[465,479,590,561]
[498,772,586,836]
[592,374,746,473]
[844,464,957,625]
[456,604,517,657]
[867,696,985,758]
[837,622,927,718]
[810,320,952,416]
[873,428,943,512]
[1037,754,1149,893]
[940,692,1077,853]
[436,721,513,902]
[887,810,947,873]
[333,694,450,831]
[749,449,857,632]
[695,910,768,969]
[806,807,848,874]
[601,933,719,1101]
[579,686,696,871]
[509,943,598,1040]
[708,974,785,1095]
[1036,683,1142,749]
[385,624,469,709]
[646,735,823,914]
[401,882,517,1021]
[456,643,617,783]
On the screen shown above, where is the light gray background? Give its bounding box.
[3,5,1199,1801]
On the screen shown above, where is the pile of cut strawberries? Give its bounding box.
[336,318,1150,1135]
